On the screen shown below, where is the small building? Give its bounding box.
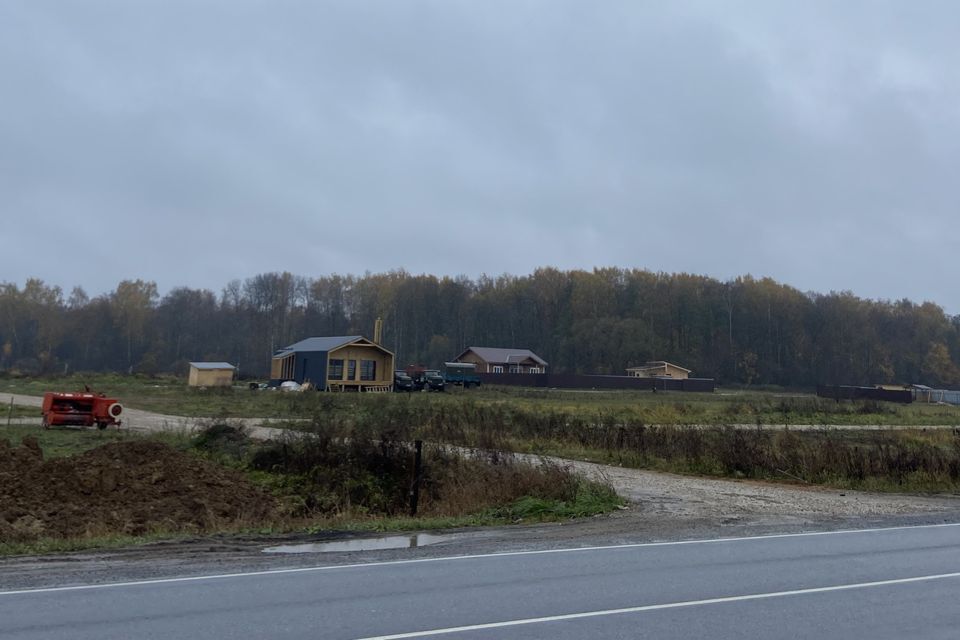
[270,336,395,391]
[454,346,548,374]
[188,362,236,387]
[626,361,692,380]
[913,386,960,405]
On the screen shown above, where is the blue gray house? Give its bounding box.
[270,336,395,391]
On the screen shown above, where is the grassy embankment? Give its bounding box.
[0,420,621,556]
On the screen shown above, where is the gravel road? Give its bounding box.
[558,458,957,519]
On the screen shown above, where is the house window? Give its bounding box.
[493,365,504,373]
[328,359,344,380]
[360,359,377,381]
[348,360,357,380]
[529,367,541,374]
[509,366,520,374]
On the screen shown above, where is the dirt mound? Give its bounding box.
[0,438,277,542]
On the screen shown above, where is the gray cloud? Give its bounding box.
[1,1,958,311]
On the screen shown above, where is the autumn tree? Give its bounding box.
[111,280,159,371]
[1,269,958,386]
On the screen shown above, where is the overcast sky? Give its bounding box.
[2,1,959,312]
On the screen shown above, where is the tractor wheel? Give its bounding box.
[107,402,123,419]
[96,421,107,430]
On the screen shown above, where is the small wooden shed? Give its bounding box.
[188,362,236,387]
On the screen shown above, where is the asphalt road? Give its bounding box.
[2,523,960,639]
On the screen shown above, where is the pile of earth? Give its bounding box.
[0,438,278,542]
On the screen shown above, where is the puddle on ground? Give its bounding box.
[263,534,451,554]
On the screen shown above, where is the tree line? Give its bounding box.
[2,268,959,388]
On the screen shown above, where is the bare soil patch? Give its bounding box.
[0,438,277,542]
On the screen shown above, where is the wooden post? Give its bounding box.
[409,440,423,517]
[7,396,12,426]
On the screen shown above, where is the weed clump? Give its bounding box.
[190,420,620,522]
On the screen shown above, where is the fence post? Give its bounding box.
[409,440,423,517]
[7,396,12,426]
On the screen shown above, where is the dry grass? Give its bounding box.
[196,423,616,519]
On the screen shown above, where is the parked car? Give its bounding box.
[422,369,445,392]
[403,365,446,392]
[394,370,415,392]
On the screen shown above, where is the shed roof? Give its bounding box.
[459,346,548,366]
[189,362,235,370]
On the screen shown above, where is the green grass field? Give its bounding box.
[2,404,40,419]
[4,373,960,494]
[2,373,958,426]
[0,423,181,458]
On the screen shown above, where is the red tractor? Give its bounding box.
[41,392,123,430]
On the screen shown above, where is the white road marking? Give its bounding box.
[1,521,959,596]
[354,571,960,640]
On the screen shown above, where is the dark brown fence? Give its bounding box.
[477,372,715,392]
[816,385,913,404]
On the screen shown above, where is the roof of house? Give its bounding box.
[459,346,548,366]
[189,362,235,370]
[279,336,362,354]
[626,361,693,373]
[273,336,393,358]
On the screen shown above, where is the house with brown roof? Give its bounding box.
[454,347,548,374]
[626,361,692,379]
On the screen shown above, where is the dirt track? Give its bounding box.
[558,458,957,519]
